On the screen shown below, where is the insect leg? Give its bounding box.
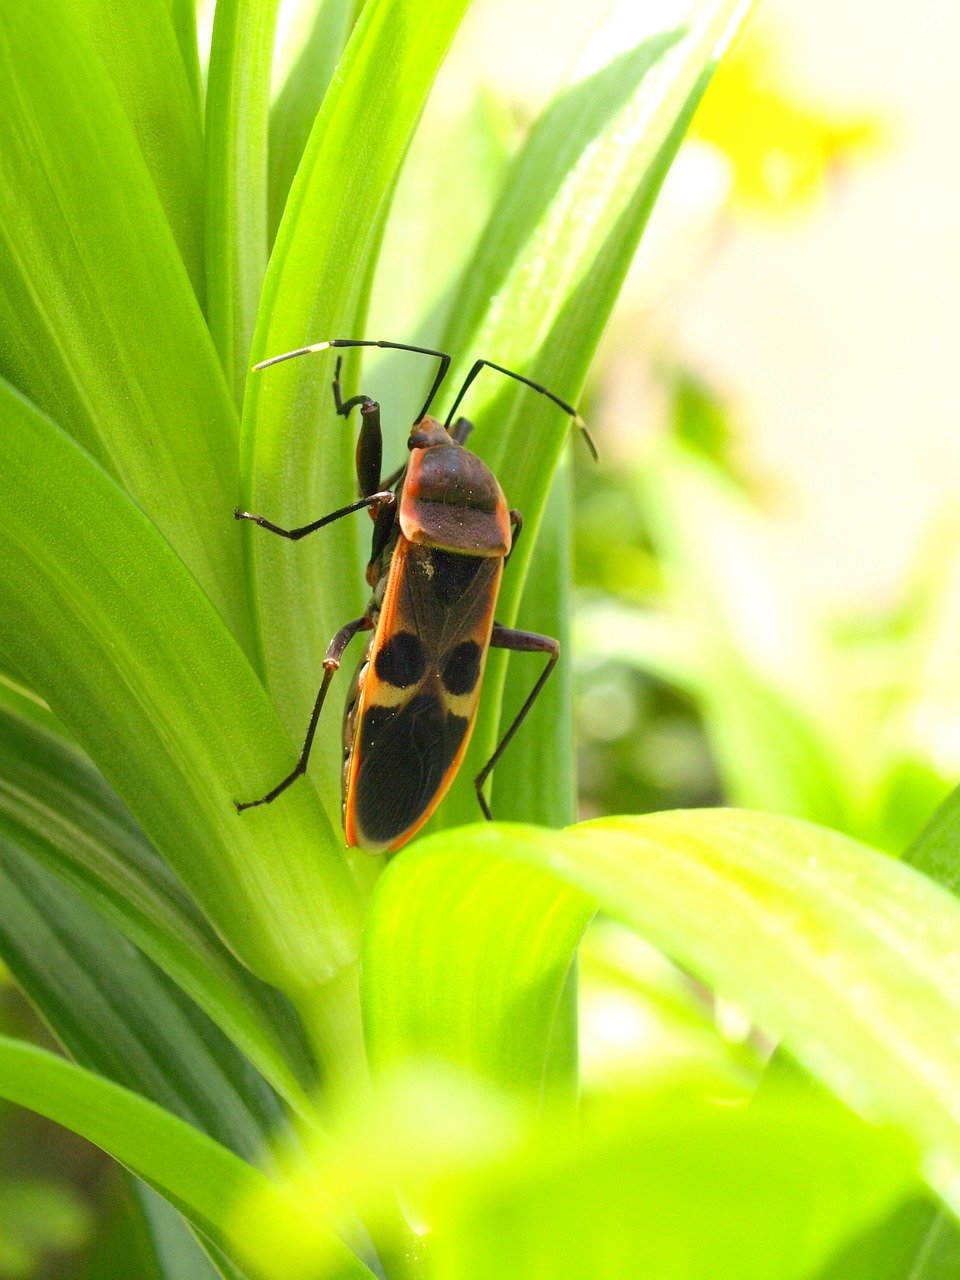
[235,616,373,812]
[331,356,384,499]
[443,360,597,461]
[253,338,452,425]
[505,510,523,564]
[473,626,560,820]
[234,491,395,541]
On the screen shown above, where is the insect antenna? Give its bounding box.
[252,338,452,424]
[442,358,597,461]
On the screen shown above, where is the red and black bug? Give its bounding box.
[235,338,594,853]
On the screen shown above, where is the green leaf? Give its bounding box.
[268,0,356,244]
[206,0,282,402]
[0,705,315,1113]
[463,809,960,1210]
[167,0,204,119]
[241,0,473,825]
[362,837,593,1103]
[365,90,517,414]
[0,837,285,1163]
[0,674,66,741]
[0,380,362,995]
[0,1037,375,1280]
[432,0,752,830]
[635,441,854,828]
[77,1178,221,1280]
[0,0,248,642]
[906,784,960,893]
[433,1092,918,1280]
[74,0,205,299]
[813,1198,960,1280]
[490,464,576,827]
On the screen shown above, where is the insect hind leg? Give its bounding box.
[235,616,372,812]
[473,625,559,821]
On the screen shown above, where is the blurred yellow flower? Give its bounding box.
[691,29,883,212]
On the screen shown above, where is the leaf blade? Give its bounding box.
[205,0,282,401]
[0,837,284,1164]
[0,1036,374,1280]
[0,380,362,995]
[0,0,248,640]
[431,0,753,829]
[74,0,206,299]
[241,0,473,825]
[362,838,593,1103]
[0,705,315,1114]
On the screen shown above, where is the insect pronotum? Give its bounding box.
[235,338,595,853]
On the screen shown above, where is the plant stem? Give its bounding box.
[296,966,429,1280]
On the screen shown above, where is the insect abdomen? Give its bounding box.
[342,537,502,853]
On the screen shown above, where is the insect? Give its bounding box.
[235,338,594,853]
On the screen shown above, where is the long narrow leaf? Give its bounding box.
[74,0,206,299]
[0,380,362,995]
[241,0,473,826]
[0,705,315,1113]
[167,0,204,117]
[0,0,248,641]
[268,0,356,243]
[376,806,960,1208]
[0,1037,374,1280]
[434,0,752,829]
[206,0,282,401]
[491,464,576,826]
[0,839,284,1164]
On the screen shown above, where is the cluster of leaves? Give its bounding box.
[2,0,960,1277]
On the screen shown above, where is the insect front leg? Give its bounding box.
[332,355,384,499]
[473,625,560,820]
[235,615,373,812]
[234,491,395,540]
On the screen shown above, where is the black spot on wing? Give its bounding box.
[374,631,425,687]
[429,549,484,605]
[354,695,470,844]
[441,640,482,695]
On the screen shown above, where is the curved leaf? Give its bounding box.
[483,809,960,1210]
[0,380,362,994]
[74,0,205,298]
[362,838,593,1102]
[241,0,472,825]
[375,805,960,1209]
[0,0,248,641]
[206,0,282,401]
[433,1093,918,1280]
[0,838,283,1164]
[0,706,315,1113]
[0,1036,374,1280]
[268,0,356,243]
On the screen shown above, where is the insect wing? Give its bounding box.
[344,538,502,852]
